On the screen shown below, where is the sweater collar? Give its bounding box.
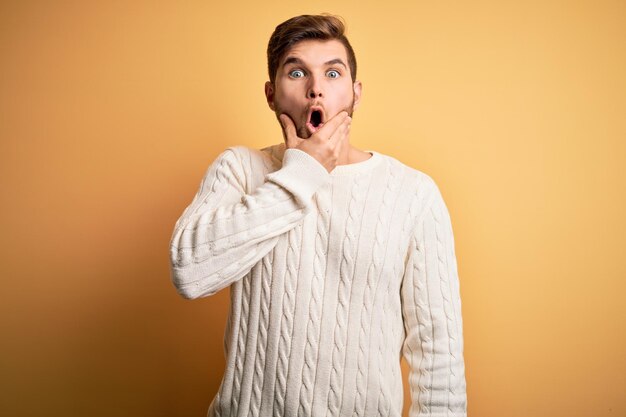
[330,150,382,176]
[273,143,383,177]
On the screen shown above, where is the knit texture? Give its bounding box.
[170,143,467,417]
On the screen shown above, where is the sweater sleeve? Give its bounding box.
[169,147,330,299]
[401,180,467,417]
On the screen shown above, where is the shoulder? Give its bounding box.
[216,143,284,172]
[375,151,454,231]
[209,144,286,192]
[375,151,441,199]
[202,144,281,193]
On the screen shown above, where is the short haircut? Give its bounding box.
[267,14,358,84]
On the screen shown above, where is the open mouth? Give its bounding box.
[310,110,322,128]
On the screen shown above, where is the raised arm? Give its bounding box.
[169,146,329,299]
[401,181,467,416]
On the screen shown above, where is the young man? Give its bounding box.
[170,14,467,417]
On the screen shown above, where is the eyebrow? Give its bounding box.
[324,58,347,68]
[282,56,347,69]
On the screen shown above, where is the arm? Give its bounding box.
[169,146,329,299]
[401,181,467,416]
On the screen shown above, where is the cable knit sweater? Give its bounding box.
[169,143,467,417]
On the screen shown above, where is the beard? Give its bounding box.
[274,96,355,140]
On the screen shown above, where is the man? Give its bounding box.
[170,14,466,417]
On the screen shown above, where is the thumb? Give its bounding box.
[279,113,300,148]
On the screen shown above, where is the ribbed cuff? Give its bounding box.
[265,149,330,206]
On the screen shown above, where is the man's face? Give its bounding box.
[265,39,362,139]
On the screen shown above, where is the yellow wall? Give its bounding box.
[1,1,624,416]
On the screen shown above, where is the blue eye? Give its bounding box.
[326,70,340,78]
[289,69,305,78]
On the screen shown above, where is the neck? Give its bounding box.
[338,141,352,165]
[337,138,372,166]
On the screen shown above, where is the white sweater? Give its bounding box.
[169,143,467,417]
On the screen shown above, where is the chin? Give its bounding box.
[297,126,312,139]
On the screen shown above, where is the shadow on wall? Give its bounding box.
[4,147,234,417]
[69,184,231,417]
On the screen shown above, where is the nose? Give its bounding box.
[307,75,323,99]
[308,89,322,98]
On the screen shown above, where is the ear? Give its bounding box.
[352,80,363,112]
[265,81,276,111]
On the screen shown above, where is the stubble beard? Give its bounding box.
[275,97,355,140]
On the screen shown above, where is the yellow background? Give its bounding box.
[1,1,624,416]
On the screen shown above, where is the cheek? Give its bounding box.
[275,88,300,108]
[332,84,355,107]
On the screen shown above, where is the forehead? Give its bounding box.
[280,39,349,67]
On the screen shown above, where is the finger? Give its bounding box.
[328,114,351,145]
[279,113,300,148]
[314,111,349,141]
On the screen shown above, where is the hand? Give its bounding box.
[279,111,351,173]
